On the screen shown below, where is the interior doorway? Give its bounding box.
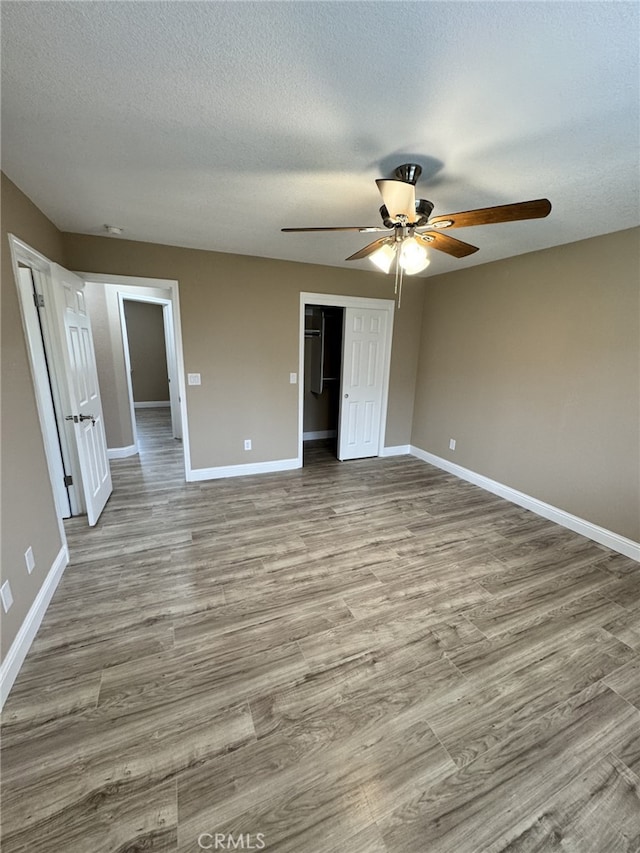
[80,273,188,475]
[119,294,182,452]
[14,261,74,521]
[10,238,113,526]
[10,244,190,530]
[298,292,395,466]
[303,304,343,463]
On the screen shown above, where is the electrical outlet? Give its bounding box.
[1,580,13,613]
[244,439,252,451]
[25,546,35,574]
[187,373,201,386]
[449,438,456,451]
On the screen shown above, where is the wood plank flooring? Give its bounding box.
[1,409,639,852]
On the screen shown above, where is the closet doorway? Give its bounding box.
[303,304,343,463]
[298,292,395,466]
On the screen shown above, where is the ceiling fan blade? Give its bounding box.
[376,179,416,220]
[345,237,393,262]
[282,226,389,233]
[417,232,479,258]
[428,198,552,229]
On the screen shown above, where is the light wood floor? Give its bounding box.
[2,409,639,852]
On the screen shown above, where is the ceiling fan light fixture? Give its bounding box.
[415,199,434,225]
[369,242,396,274]
[399,236,430,274]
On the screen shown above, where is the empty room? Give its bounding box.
[1,2,639,852]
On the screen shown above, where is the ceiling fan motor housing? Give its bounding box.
[380,198,434,228]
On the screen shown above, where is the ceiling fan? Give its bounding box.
[282,163,551,303]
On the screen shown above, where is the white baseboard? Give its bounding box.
[303,430,337,441]
[0,544,69,710]
[134,401,170,409]
[107,444,138,459]
[187,457,301,482]
[410,446,640,562]
[381,445,411,457]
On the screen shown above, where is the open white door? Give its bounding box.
[338,307,388,460]
[50,264,112,525]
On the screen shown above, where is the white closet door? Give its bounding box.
[338,307,387,460]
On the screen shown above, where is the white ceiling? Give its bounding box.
[2,1,639,277]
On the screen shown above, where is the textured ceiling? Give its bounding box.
[1,1,639,277]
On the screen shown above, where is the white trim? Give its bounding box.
[118,292,181,440]
[107,444,138,459]
[12,259,72,521]
[303,429,337,441]
[410,446,640,563]
[76,273,189,480]
[381,445,411,457]
[0,545,69,710]
[187,457,300,482]
[117,291,139,455]
[298,292,395,466]
[134,401,170,409]
[161,301,182,440]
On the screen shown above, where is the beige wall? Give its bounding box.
[1,174,67,659]
[411,227,640,542]
[63,234,425,469]
[123,301,169,403]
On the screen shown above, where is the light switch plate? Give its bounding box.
[187,373,201,386]
[1,580,13,613]
[289,372,297,384]
[25,546,35,574]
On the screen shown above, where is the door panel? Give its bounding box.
[338,307,387,460]
[50,265,112,525]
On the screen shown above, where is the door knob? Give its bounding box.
[344,393,349,398]
[66,413,95,425]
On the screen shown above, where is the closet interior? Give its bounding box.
[303,305,343,460]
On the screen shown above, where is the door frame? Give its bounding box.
[118,293,182,453]
[9,235,81,533]
[76,273,189,479]
[298,292,394,465]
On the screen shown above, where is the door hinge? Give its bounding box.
[63,474,73,487]
[33,292,45,308]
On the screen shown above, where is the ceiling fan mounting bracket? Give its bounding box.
[393,163,422,185]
